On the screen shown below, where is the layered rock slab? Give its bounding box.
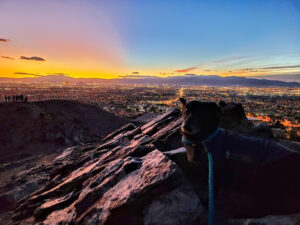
[10,147,204,224]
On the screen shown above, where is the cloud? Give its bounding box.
[14,72,69,77]
[222,68,264,75]
[1,56,14,60]
[261,65,300,70]
[20,56,46,61]
[159,72,174,75]
[14,72,42,77]
[229,64,300,74]
[174,67,197,73]
[0,38,10,42]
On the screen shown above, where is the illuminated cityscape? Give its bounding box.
[1,82,299,139]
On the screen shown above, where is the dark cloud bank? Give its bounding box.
[1,56,14,60]
[20,56,46,61]
[14,72,42,77]
[0,38,10,42]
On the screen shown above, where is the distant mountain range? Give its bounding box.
[0,74,299,87]
[247,74,300,83]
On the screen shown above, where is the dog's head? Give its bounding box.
[219,101,247,129]
[180,98,222,142]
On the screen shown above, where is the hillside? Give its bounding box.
[0,100,128,163]
[1,107,299,225]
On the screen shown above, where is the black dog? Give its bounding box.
[180,98,300,218]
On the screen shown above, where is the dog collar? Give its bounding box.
[181,128,222,146]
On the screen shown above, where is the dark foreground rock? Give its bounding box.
[0,100,128,164]
[2,108,300,224]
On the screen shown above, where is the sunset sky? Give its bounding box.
[0,0,300,80]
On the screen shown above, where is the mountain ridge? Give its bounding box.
[0,74,299,87]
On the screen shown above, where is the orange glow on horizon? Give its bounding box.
[1,58,297,80]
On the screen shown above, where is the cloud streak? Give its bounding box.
[174,67,197,73]
[261,65,300,70]
[14,72,69,77]
[0,38,10,42]
[226,64,300,75]
[2,56,14,60]
[14,72,42,77]
[20,56,46,61]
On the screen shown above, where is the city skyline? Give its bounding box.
[1,0,300,81]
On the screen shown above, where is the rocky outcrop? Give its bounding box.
[6,109,207,225]
[2,108,300,224]
[0,100,128,163]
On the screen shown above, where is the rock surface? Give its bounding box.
[5,109,207,225]
[0,100,128,163]
[1,107,299,224]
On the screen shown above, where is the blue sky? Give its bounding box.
[120,0,300,68]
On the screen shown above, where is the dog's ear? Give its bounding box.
[179,98,186,107]
[209,102,223,117]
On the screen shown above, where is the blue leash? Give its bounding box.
[182,129,221,225]
[206,150,214,225]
